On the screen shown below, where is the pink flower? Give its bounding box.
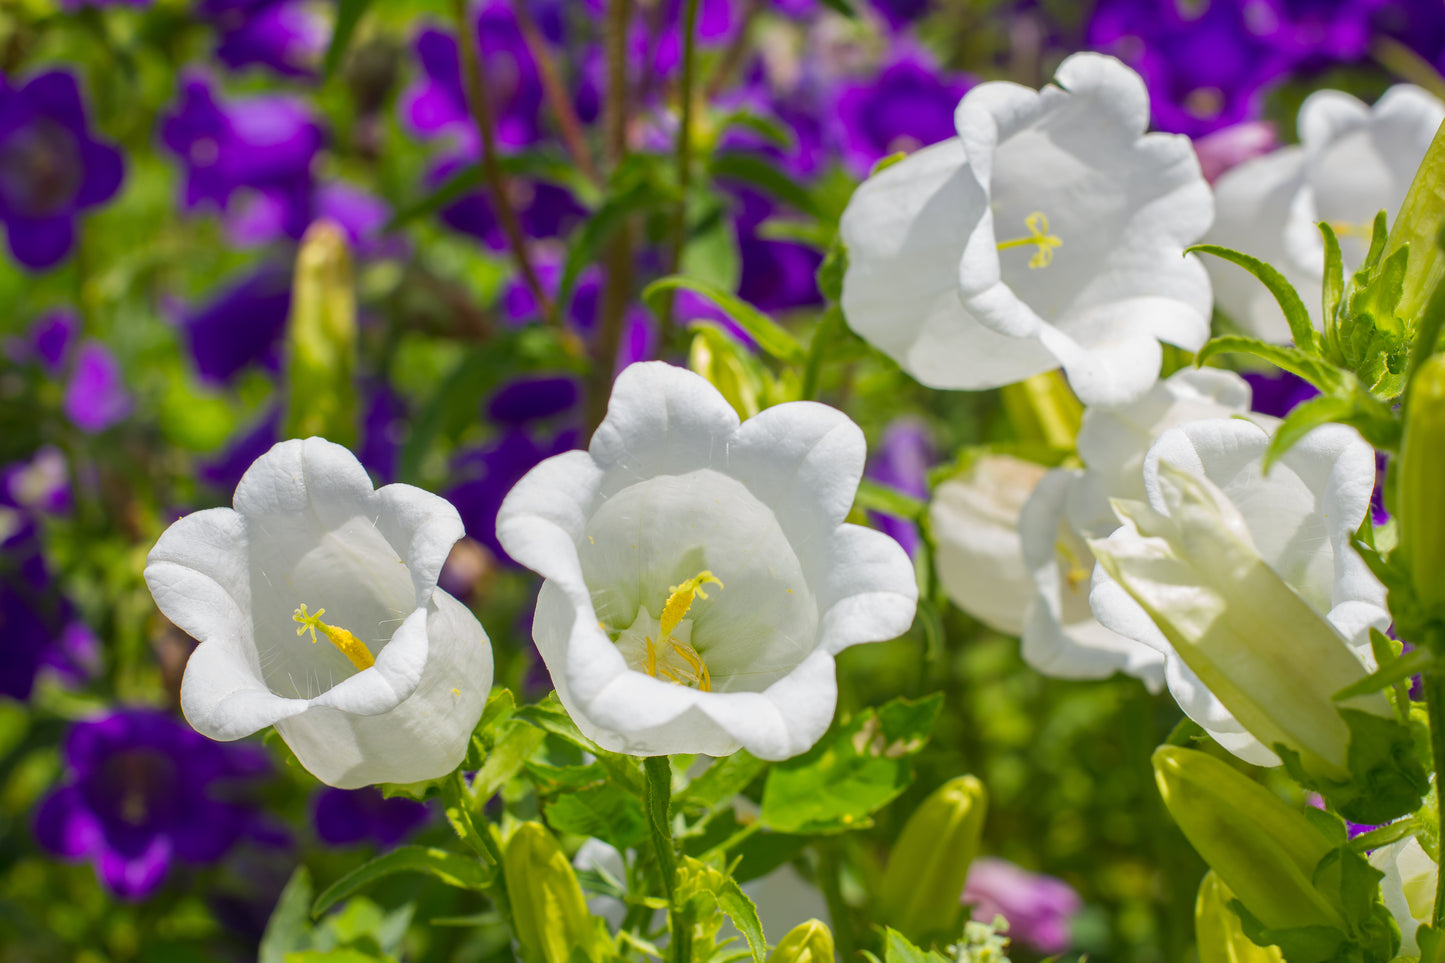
[962,856,1081,955]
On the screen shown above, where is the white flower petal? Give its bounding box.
[814,525,918,655]
[589,360,741,482]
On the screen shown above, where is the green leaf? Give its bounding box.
[471,718,546,802]
[643,276,807,364]
[680,751,767,811]
[513,698,645,796]
[815,0,857,17]
[285,950,393,963]
[680,197,742,292]
[260,868,313,963]
[709,152,824,219]
[311,846,493,918]
[677,856,768,963]
[760,694,943,834]
[543,779,649,851]
[1196,336,1345,391]
[1333,645,1433,702]
[816,239,847,304]
[1320,222,1345,345]
[1190,243,1318,351]
[557,160,674,314]
[1263,394,1359,470]
[323,0,373,79]
[1229,900,1349,963]
[854,479,927,521]
[880,928,951,963]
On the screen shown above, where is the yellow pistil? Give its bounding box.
[1055,538,1091,594]
[292,603,375,672]
[996,211,1062,268]
[642,571,722,692]
[1327,219,1374,240]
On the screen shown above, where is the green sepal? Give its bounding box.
[1195,337,1344,392]
[1275,710,1428,825]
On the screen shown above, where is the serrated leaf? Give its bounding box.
[1190,243,1318,351]
[471,718,546,802]
[323,0,373,80]
[677,856,767,963]
[1263,394,1358,470]
[311,847,493,918]
[880,928,951,963]
[644,276,807,363]
[543,779,649,851]
[760,694,942,834]
[681,751,767,811]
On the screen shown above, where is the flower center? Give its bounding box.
[644,571,722,691]
[0,120,83,217]
[995,211,1061,269]
[292,603,375,672]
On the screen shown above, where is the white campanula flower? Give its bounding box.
[144,438,493,789]
[929,455,1047,635]
[840,52,1213,406]
[1088,418,1389,771]
[1017,369,1251,684]
[1208,84,1445,341]
[495,362,917,760]
[1370,835,1436,958]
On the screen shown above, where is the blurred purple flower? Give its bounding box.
[1244,368,1319,418]
[1272,0,1387,62]
[402,7,546,152]
[0,71,124,270]
[430,156,585,250]
[2,446,71,515]
[488,375,579,425]
[225,178,397,253]
[1089,0,1297,136]
[359,383,407,483]
[963,856,1081,956]
[205,0,329,79]
[179,264,292,384]
[199,410,281,493]
[832,48,971,176]
[35,709,270,900]
[866,418,932,558]
[727,187,823,313]
[865,0,934,31]
[312,786,433,848]
[64,342,131,432]
[1372,0,1445,71]
[160,73,323,218]
[14,307,77,372]
[1193,120,1278,183]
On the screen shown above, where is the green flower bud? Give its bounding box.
[1401,353,1445,619]
[285,220,358,446]
[999,371,1082,450]
[878,775,988,940]
[1153,747,1345,933]
[766,919,835,963]
[1196,871,1285,963]
[504,822,597,963]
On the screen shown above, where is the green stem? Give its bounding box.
[1427,670,1445,927]
[658,0,702,349]
[818,843,857,960]
[646,755,689,963]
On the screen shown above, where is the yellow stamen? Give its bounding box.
[660,570,723,640]
[636,570,723,692]
[996,211,1062,268]
[292,603,375,672]
[1055,539,1091,594]
[1327,219,1374,240]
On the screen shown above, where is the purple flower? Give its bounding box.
[1244,368,1319,418]
[488,375,580,425]
[178,265,292,384]
[2,446,71,515]
[430,156,585,250]
[64,342,131,432]
[160,73,323,217]
[402,8,546,151]
[832,48,971,176]
[224,179,396,253]
[724,187,823,314]
[207,0,329,79]
[962,857,1081,956]
[0,509,94,700]
[312,787,433,848]
[1372,0,1445,71]
[0,71,124,270]
[865,0,934,31]
[198,410,281,493]
[1089,0,1298,136]
[359,383,407,483]
[34,709,270,900]
[1272,0,1387,62]
[865,418,933,557]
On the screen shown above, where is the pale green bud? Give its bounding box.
[878,775,988,940]
[503,822,598,963]
[1195,871,1285,963]
[688,325,762,418]
[1401,353,1445,618]
[1153,747,1345,933]
[284,220,359,446]
[999,371,1082,450]
[766,919,835,963]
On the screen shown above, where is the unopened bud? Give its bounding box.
[285,220,358,446]
[688,325,762,418]
[504,822,598,963]
[1401,353,1445,619]
[766,919,835,963]
[1196,871,1285,963]
[878,775,988,940]
[1153,747,1345,933]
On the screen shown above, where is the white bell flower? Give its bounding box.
[1208,84,1445,341]
[144,438,493,789]
[495,362,918,760]
[1088,418,1389,771]
[1370,835,1436,958]
[840,52,1213,406]
[1017,369,1252,685]
[929,455,1048,636]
